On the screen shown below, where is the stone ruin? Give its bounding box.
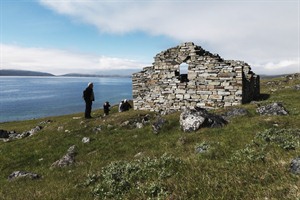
[132,42,260,113]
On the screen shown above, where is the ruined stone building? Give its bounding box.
[132,42,260,113]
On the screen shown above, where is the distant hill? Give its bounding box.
[0,69,54,76]
[61,73,131,78]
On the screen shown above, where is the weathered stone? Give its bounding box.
[152,117,166,134]
[136,122,144,129]
[8,171,41,181]
[256,102,288,116]
[82,137,90,143]
[290,157,300,174]
[180,107,227,132]
[51,145,76,168]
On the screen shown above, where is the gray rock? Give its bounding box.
[51,145,77,168]
[290,157,300,174]
[180,107,227,132]
[8,171,40,181]
[136,122,144,129]
[82,137,90,143]
[256,102,288,115]
[28,126,42,136]
[152,117,166,134]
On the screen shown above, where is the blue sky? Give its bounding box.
[1,0,299,75]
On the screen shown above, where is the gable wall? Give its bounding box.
[132,42,259,113]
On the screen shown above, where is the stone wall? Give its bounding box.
[132,42,259,113]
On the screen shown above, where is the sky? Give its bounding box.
[0,0,299,76]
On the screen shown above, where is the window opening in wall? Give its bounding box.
[179,63,189,83]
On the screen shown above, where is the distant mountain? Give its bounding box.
[61,73,131,78]
[0,69,54,76]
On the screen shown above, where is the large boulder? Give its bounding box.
[256,102,288,116]
[180,107,227,132]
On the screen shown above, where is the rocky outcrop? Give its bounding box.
[51,145,77,168]
[256,102,288,116]
[180,107,227,132]
[8,171,41,181]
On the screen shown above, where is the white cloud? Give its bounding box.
[0,44,145,75]
[39,0,299,75]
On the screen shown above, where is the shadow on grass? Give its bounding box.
[257,93,270,101]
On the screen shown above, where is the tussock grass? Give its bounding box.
[0,77,299,199]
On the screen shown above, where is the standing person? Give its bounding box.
[83,82,95,119]
[103,101,110,116]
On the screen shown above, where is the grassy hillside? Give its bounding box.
[0,75,299,200]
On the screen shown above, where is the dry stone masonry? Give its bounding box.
[132,42,260,112]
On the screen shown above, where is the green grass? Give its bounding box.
[0,77,299,199]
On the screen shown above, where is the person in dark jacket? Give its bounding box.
[103,101,110,116]
[121,99,132,111]
[83,82,95,119]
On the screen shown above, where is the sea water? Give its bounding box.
[0,76,132,122]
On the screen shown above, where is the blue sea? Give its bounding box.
[0,76,132,122]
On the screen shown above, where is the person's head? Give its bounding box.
[124,99,127,102]
[88,82,93,88]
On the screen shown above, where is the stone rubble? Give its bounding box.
[256,102,288,116]
[132,42,259,113]
[0,126,43,142]
[8,171,41,181]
